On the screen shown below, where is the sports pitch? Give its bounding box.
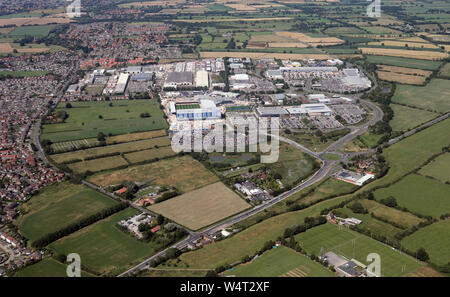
[149,182,251,230]
[223,246,334,277]
[294,223,422,276]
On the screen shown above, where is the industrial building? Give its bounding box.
[301,103,333,116]
[266,70,283,80]
[280,66,338,73]
[174,99,222,121]
[256,106,289,117]
[164,71,194,88]
[114,73,129,94]
[195,70,209,88]
[285,106,307,116]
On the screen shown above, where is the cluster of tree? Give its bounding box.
[347,201,368,214]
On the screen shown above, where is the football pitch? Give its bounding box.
[294,223,422,276]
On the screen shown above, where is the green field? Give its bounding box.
[390,104,438,132]
[294,223,422,276]
[391,79,450,113]
[0,70,51,78]
[14,258,94,277]
[50,137,171,163]
[366,55,442,70]
[18,183,119,244]
[223,246,335,277]
[438,63,450,78]
[359,131,383,148]
[359,199,424,229]
[41,100,168,143]
[267,143,317,185]
[67,155,129,174]
[401,220,450,266]
[419,152,450,183]
[365,118,450,190]
[373,174,450,218]
[8,25,57,37]
[336,207,403,241]
[49,208,163,276]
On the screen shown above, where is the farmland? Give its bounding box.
[50,137,171,163]
[88,155,219,193]
[363,118,450,191]
[360,48,448,60]
[438,63,450,78]
[149,182,251,230]
[68,155,129,174]
[419,153,450,183]
[50,130,167,153]
[49,208,163,276]
[358,199,425,229]
[17,183,119,244]
[200,51,331,60]
[14,258,94,277]
[401,220,450,266]
[389,104,438,132]
[41,100,168,143]
[223,246,335,277]
[294,223,422,276]
[377,65,432,85]
[391,79,450,113]
[373,174,450,218]
[366,55,442,70]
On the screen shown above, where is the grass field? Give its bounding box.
[359,199,424,229]
[419,153,450,184]
[390,104,438,132]
[173,195,354,269]
[366,118,450,190]
[49,208,163,276]
[294,223,422,276]
[438,63,450,78]
[377,71,427,85]
[149,182,250,230]
[50,137,171,163]
[68,155,129,174]
[337,207,403,241]
[41,100,167,143]
[267,143,317,185]
[287,178,357,207]
[7,24,57,37]
[17,183,119,244]
[124,146,176,164]
[401,220,450,266]
[391,79,450,113]
[14,258,94,277]
[373,174,450,218]
[88,155,218,192]
[50,130,167,153]
[366,55,442,70]
[223,246,335,277]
